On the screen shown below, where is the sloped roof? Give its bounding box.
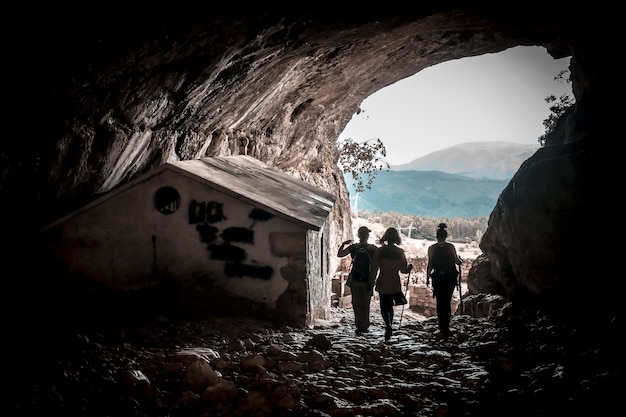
[167,156,336,230]
[42,156,336,232]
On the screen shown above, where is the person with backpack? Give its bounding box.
[426,223,462,339]
[369,227,413,341]
[337,226,378,335]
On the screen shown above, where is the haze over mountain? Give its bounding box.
[392,141,539,180]
[345,141,538,217]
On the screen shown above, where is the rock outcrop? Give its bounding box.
[1,5,619,327]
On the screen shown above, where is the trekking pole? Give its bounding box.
[399,271,411,327]
[457,262,464,314]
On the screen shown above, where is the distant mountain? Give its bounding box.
[344,141,539,217]
[345,170,509,218]
[392,141,539,180]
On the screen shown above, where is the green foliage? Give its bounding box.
[338,137,390,193]
[358,209,488,244]
[539,69,574,146]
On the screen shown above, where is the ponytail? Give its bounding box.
[436,223,448,240]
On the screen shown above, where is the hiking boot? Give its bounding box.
[384,326,392,341]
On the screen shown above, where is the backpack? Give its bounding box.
[431,243,459,280]
[350,245,372,282]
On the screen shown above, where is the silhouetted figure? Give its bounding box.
[369,227,413,341]
[337,226,378,335]
[427,223,462,339]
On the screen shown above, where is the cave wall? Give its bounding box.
[2,4,619,323]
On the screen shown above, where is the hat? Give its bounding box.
[357,226,371,238]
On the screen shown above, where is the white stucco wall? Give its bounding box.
[44,169,308,311]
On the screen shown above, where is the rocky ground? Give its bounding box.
[3,300,623,417]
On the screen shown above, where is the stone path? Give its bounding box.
[4,305,621,417]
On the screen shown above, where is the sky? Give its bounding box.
[338,45,573,166]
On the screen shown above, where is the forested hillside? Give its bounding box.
[346,170,508,217]
[355,210,488,244]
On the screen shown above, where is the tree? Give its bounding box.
[539,69,574,146]
[337,137,389,193]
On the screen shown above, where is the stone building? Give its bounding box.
[41,156,336,326]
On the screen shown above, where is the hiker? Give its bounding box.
[426,223,462,339]
[337,226,378,335]
[369,227,413,341]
